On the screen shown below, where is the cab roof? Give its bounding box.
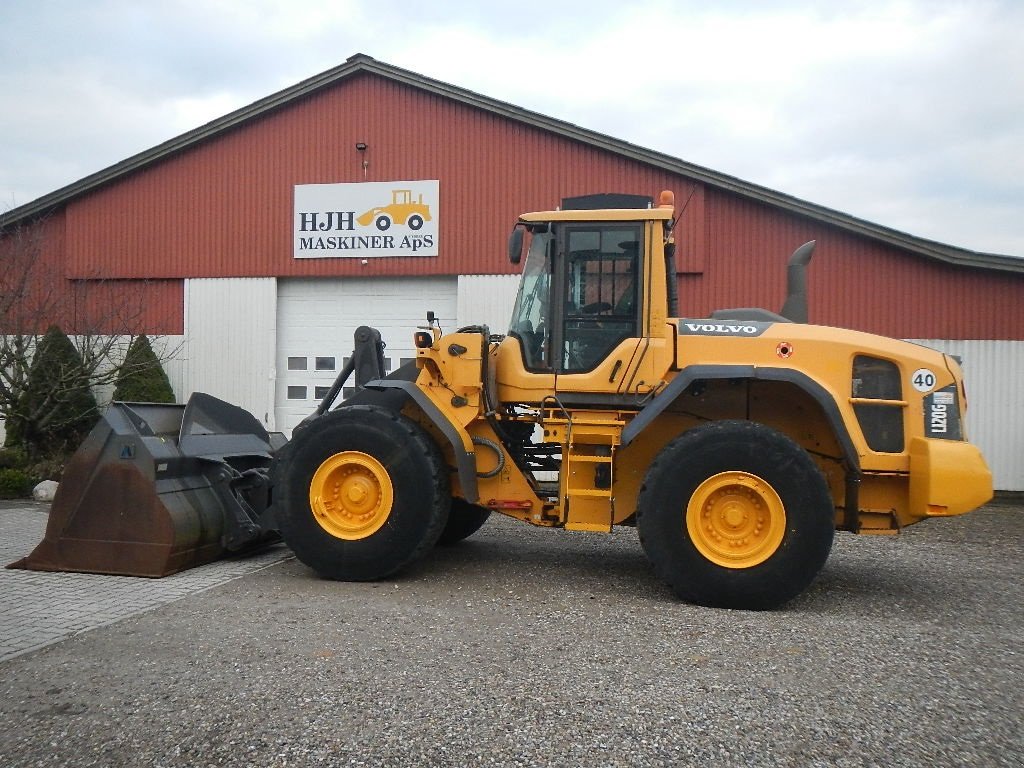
[518,207,675,224]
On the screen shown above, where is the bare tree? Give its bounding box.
[0,215,180,457]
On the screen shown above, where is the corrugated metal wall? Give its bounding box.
[148,334,187,403]
[72,280,184,335]
[697,190,1024,340]
[181,278,277,426]
[57,71,1024,343]
[61,73,693,281]
[0,211,183,335]
[907,339,1023,491]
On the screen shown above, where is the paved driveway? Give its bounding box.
[0,502,292,662]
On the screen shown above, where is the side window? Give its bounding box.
[509,231,555,371]
[561,225,641,373]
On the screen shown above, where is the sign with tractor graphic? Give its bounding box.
[293,180,439,258]
[356,189,431,231]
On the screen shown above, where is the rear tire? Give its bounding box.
[275,405,450,581]
[437,499,490,546]
[637,420,834,610]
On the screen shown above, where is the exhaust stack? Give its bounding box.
[779,240,815,323]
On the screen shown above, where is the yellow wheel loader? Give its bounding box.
[13,191,993,609]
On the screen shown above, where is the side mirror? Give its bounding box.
[508,226,524,264]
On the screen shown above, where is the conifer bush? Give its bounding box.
[5,325,99,457]
[112,335,175,403]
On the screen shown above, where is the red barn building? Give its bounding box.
[2,54,1022,489]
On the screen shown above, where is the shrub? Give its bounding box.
[6,325,99,457]
[0,446,28,469]
[0,468,34,499]
[112,335,175,403]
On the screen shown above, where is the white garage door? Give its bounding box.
[275,276,457,434]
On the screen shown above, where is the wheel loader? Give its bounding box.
[12,190,993,610]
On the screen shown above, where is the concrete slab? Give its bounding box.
[0,501,293,663]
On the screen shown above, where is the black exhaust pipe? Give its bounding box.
[779,240,815,323]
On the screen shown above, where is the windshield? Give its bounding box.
[509,229,554,370]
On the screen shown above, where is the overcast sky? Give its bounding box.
[2,0,1021,256]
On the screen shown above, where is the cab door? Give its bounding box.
[550,222,647,397]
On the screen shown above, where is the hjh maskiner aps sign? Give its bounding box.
[294,180,439,258]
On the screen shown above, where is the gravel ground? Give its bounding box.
[1,500,1021,767]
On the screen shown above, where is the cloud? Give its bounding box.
[1,0,1021,255]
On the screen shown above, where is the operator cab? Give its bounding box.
[509,221,642,374]
[499,191,675,403]
[501,192,676,402]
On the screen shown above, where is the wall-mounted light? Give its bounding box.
[355,142,369,177]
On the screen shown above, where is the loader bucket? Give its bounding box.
[8,393,282,578]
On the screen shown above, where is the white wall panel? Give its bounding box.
[909,339,1023,491]
[457,274,520,334]
[152,335,187,403]
[182,278,277,428]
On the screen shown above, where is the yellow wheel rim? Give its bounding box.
[309,451,394,540]
[686,471,786,569]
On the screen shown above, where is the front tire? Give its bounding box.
[637,420,834,610]
[275,405,450,581]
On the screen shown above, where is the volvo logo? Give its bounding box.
[679,321,769,337]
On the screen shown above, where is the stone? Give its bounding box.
[32,480,59,502]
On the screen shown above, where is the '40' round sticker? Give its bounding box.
[911,368,937,392]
